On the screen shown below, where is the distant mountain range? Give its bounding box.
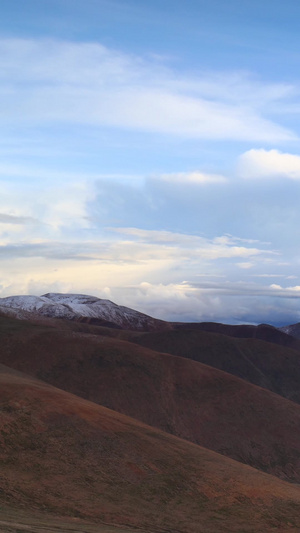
[1,292,300,532]
[1,291,299,336]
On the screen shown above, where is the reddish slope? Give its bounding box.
[2,316,300,484]
[128,328,300,402]
[175,321,300,350]
[1,364,300,532]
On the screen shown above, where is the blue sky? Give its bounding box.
[1,0,300,325]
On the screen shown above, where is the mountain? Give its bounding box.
[280,322,300,339]
[2,292,300,404]
[2,363,300,532]
[2,292,300,347]
[2,313,300,484]
[0,293,169,331]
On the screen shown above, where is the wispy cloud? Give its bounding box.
[159,171,227,184]
[0,228,274,265]
[0,38,295,142]
[110,227,274,261]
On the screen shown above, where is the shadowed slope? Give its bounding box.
[175,322,300,351]
[2,316,300,483]
[129,328,300,402]
[281,322,300,340]
[1,364,300,532]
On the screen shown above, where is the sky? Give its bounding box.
[0,0,300,325]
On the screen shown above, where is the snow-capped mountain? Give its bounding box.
[0,293,168,331]
[280,323,300,339]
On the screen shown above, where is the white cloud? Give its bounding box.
[270,283,300,293]
[237,262,254,269]
[238,149,300,180]
[159,171,227,184]
[0,38,295,141]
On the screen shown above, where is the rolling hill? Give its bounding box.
[129,328,300,402]
[1,363,300,532]
[1,313,300,484]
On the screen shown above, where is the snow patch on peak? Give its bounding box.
[0,295,51,310]
[280,323,300,339]
[0,292,167,331]
[42,293,108,305]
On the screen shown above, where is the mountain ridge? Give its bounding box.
[1,292,299,339]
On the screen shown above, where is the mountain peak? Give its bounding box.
[0,292,168,331]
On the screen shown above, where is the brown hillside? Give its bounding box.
[174,321,300,351]
[1,364,300,533]
[2,316,300,483]
[129,328,300,402]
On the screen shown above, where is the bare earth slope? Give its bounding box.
[128,328,300,403]
[175,321,300,351]
[1,316,300,483]
[1,364,300,533]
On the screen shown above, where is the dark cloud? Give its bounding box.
[0,213,39,225]
[0,242,104,261]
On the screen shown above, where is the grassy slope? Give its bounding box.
[1,364,300,532]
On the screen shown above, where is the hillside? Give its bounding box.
[2,363,300,532]
[128,328,300,402]
[281,322,300,339]
[2,315,300,483]
[175,321,300,350]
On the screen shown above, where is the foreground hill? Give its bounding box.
[1,363,300,532]
[2,315,300,484]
